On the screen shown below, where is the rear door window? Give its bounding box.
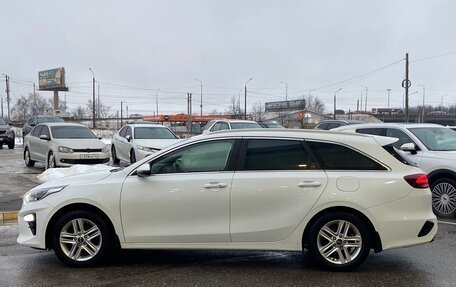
[242,139,317,170]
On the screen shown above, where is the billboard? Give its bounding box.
[38,67,68,91]
[265,99,306,112]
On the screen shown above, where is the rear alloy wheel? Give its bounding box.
[130,150,136,164]
[52,210,112,267]
[24,148,35,167]
[431,178,456,218]
[111,145,120,164]
[47,152,57,169]
[307,212,370,271]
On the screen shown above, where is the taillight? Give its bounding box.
[404,174,429,188]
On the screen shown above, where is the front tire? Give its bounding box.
[130,150,136,164]
[111,145,120,164]
[431,177,456,218]
[52,210,113,267]
[47,151,57,169]
[307,212,371,271]
[24,147,35,167]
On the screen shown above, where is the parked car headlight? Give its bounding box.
[58,146,74,153]
[101,145,110,153]
[23,186,67,204]
[136,145,159,152]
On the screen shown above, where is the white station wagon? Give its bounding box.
[17,129,436,270]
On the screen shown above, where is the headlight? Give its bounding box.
[58,146,74,153]
[136,145,159,152]
[101,145,110,153]
[23,186,67,204]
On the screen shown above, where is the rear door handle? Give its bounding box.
[204,182,228,189]
[298,181,322,188]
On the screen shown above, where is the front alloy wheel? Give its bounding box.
[431,178,456,218]
[47,152,56,169]
[307,212,370,271]
[52,210,112,267]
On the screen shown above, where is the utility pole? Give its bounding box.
[120,101,124,127]
[402,53,410,123]
[418,84,425,123]
[187,93,192,137]
[32,83,37,115]
[387,88,391,108]
[360,90,363,112]
[156,88,160,116]
[280,81,288,102]
[89,68,96,128]
[5,75,11,121]
[333,88,342,120]
[196,79,202,116]
[357,99,359,111]
[98,83,100,120]
[1,96,3,118]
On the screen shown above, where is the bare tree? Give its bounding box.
[250,101,264,121]
[11,93,52,121]
[306,95,326,113]
[226,96,244,119]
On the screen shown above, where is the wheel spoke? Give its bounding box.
[60,232,76,244]
[321,226,336,238]
[344,236,362,248]
[76,219,85,233]
[319,242,334,254]
[322,246,338,259]
[336,220,345,235]
[85,240,100,255]
[67,244,78,258]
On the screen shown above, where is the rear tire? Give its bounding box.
[8,138,14,149]
[431,177,456,218]
[24,147,35,167]
[52,210,113,267]
[307,212,371,271]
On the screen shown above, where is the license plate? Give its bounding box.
[80,154,99,159]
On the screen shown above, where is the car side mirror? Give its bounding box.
[39,135,50,141]
[400,143,417,155]
[126,135,132,142]
[136,164,151,177]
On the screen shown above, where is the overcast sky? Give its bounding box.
[1,0,456,116]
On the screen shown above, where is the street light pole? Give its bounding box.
[244,78,252,119]
[387,88,391,108]
[333,88,342,120]
[280,81,288,102]
[196,79,202,116]
[156,88,160,117]
[418,84,425,123]
[89,68,96,128]
[362,85,368,112]
[441,94,447,112]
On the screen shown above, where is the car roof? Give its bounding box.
[39,122,86,127]
[188,128,394,145]
[126,123,169,128]
[334,122,444,130]
[214,119,259,123]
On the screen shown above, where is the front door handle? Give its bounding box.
[204,182,228,189]
[298,181,322,188]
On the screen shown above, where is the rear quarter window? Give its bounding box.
[307,141,387,170]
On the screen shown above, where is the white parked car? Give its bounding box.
[334,123,456,218]
[23,123,110,168]
[202,119,262,134]
[17,129,436,270]
[111,123,181,164]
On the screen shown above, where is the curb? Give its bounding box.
[0,211,18,221]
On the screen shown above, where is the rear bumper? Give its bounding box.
[367,188,437,251]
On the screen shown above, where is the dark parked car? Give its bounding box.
[0,117,15,149]
[314,120,364,130]
[22,116,64,140]
[258,121,286,128]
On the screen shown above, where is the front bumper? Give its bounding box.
[17,201,53,250]
[0,133,14,143]
[56,152,110,166]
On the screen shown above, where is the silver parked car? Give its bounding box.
[111,123,182,164]
[23,123,110,168]
[202,119,263,134]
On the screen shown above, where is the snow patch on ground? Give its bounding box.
[36,164,113,183]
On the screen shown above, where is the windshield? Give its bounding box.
[409,127,456,151]
[37,117,64,124]
[0,118,6,125]
[134,127,177,139]
[51,126,97,139]
[231,122,262,129]
[264,123,285,128]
